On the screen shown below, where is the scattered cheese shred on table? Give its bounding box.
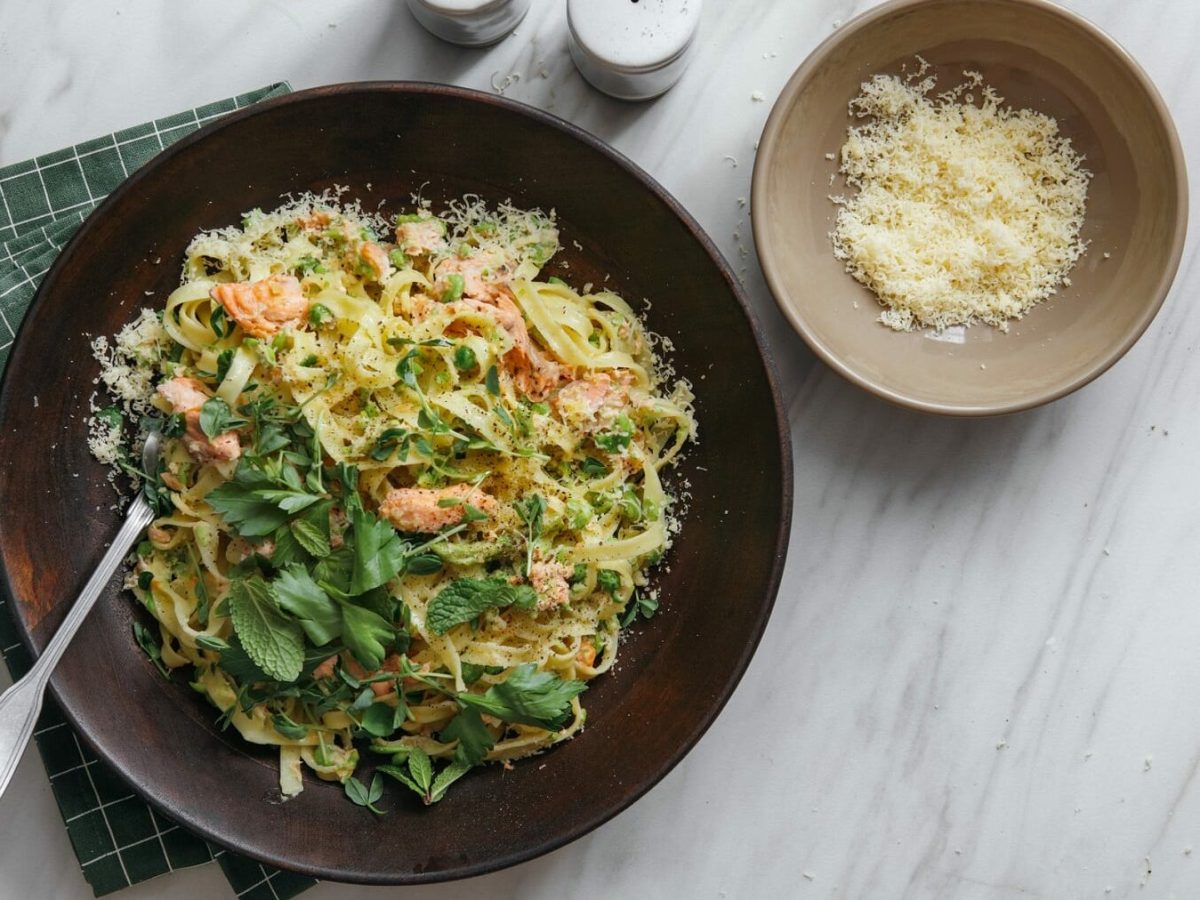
[830,64,1091,332]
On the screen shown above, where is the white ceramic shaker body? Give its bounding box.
[567,0,702,101]
[406,0,530,47]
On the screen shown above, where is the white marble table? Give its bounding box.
[2,0,1199,897]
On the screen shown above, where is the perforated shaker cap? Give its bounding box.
[567,0,702,73]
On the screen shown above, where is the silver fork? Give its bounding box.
[0,431,161,800]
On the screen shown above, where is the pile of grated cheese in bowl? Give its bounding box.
[830,61,1092,332]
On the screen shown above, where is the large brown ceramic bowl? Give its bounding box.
[0,84,790,883]
[753,0,1187,415]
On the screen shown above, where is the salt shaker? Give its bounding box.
[406,0,530,47]
[567,0,703,101]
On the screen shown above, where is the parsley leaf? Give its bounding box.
[227,577,304,682]
[206,463,291,537]
[457,663,586,730]
[360,702,398,738]
[440,706,494,766]
[426,577,538,635]
[338,601,394,672]
[349,507,409,595]
[272,565,341,646]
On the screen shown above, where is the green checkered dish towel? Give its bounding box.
[0,83,318,900]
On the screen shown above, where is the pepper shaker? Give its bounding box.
[406,0,530,47]
[567,0,703,101]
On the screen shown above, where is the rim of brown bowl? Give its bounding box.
[751,0,1189,416]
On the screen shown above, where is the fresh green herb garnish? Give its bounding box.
[514,493,545,577]
[426,577,538,634]
[132,621,170,679]
[379,747,471,804]
[227,576,305,682]
[344,773,385,815]
[457,663,586,731]
[619,590,660,627]
[198,397,247,439]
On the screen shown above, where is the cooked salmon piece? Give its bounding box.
[554,371,633,432]
[210,274,308,339]
[396,219,447,257]
[341,653,403,697]
[432,252,509,302]
[157,376,241,462]
[296,210,333,231]
[311,654,338,681]
[529,558,572,611]
[450,290,568,400]
[356,242,390,281]
[378,484,496,533]
[576,637,597,667]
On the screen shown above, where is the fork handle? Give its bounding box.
[0,497,155,801]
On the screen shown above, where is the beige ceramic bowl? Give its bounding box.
[752,0,1187,415]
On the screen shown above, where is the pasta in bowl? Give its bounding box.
[0,82,789,883]
[92,194,695,806]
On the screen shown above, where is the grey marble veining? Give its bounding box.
[2,1,1200,897]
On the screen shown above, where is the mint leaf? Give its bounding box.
[339,602,393,671]
[441,707,494,766]
[227,577,304,682]
[291,500,332,558]
[216,634,271,683]
[349,507,409,594]
[457,663,585,730]
[428,759,472,803]
[273,565,341,646]
[378,763,422,797]
[426,577,538,635]
[408,748,434,793]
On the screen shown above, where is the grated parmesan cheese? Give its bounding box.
[831,66,1091,332]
